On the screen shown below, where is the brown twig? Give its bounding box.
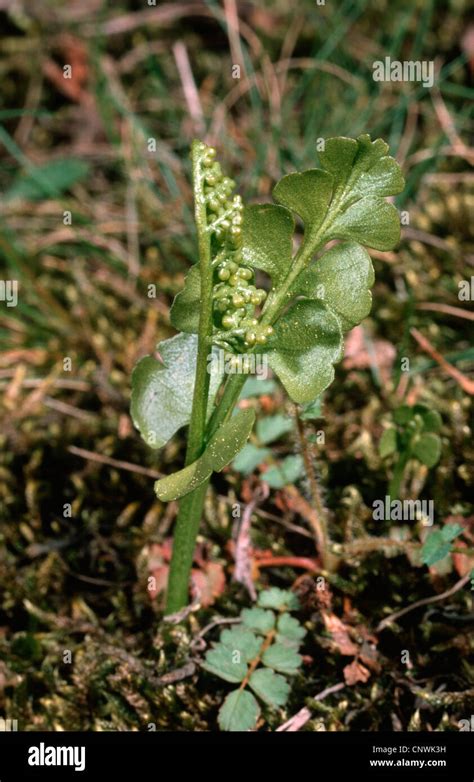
[256,555,318,572]
[223,0,246,79]
[163,599,201,625]
[43,396,96,422]
[67,445,163,479]
[257,508,313,539]
[233,484,269,599]
[195,616,241,641]
[406,144,474,168]
[411,327,474,395]
[274,57,362,88]
[431,84,470,155]
[402,226,463,254]
[340,536,420,558]
[172,40,205,134]
[217,495,313,538]
[285,485,331,566]
[277,681,346,732]
[416,302,474,322]
[158,662,197,684]
[0,375,90,390]
[87,3,211,37]
[376,571,471,632]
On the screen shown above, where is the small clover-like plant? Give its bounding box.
[233,412,306,488]
[379,404,442,499]
[131,136,404,612]
[201,588,305,731]
[421,522,464,567]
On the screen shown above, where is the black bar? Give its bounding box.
[0,730,472,779]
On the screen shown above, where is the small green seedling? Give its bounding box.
[201,588,306,731]
[233,412,305,488]
[379,404,442,500]
[131,136,404,612]
[421,522,464,567]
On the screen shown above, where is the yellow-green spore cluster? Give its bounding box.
[213,261,273,347]
[199,143,274,350]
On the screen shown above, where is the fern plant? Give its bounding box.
[131,136,404,612]
[201,588,305,731]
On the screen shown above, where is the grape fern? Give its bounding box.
[131,136,404,612]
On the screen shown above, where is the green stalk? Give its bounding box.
[165,480,210,613]
[389,451,409,501]
[205,373,247,441]
[165,142,214,614]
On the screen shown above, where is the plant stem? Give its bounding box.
[184,142,214,464]
[389,451,409,500]
[294,408,338,570]
[239,625,276,690]
[167,364,249,612]
[205,373,247,441]
[165,142,214,613]
[165,480,210,613]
